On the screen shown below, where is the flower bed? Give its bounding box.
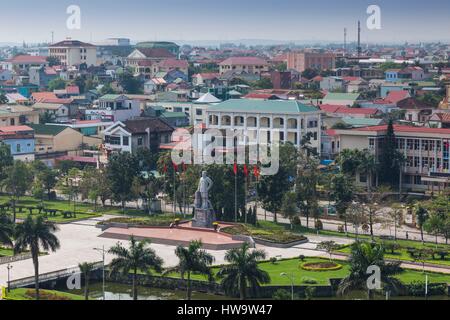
[300,261,343,272]
[97,215,189,228]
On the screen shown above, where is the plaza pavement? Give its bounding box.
[0,215,352,287]
[0,215,448,288]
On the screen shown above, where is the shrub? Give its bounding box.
[315,220,323,231]
[298,255,306,262]
[292,216,301,226]
[272,289,292,300]
[383,242,401,254]
[270,257,278,264]
[301,277,318,285]
[408,281,447,297]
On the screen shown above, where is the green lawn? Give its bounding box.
[0,247,14,257]
[156,257,450,286]
[4,288,84,300]
[98,214,194,228]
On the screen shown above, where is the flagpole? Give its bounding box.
[173,164,176,215]
[234,162,238,223]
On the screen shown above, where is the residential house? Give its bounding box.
[0,125,35,161]
[1,55,48,71]
[28,66,58,88]
[0,105,39,127]
[192,73,220,87]
[0,69,13,82]
[85,94,141,122]
[144,78,167,94]
[32,102,70,122]
[428,112,450,129]
[398,98,434,123]
[102,117,174,154]
[29,124,90,158]
[126,48,175,79]
[320,104,381,119]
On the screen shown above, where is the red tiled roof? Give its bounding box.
[0,125,33,133]
[397,97,434,110]
[50,40,95,48]
[158,58,188,69]
[320,104,378,115]
[31,92,58,102]
[244,93,279,100]
[7,55,47,64]
[342,76,362,82]
[354,125,450,135]
[65,85,80,95]
[193,73,220,80]
[384,91,410,104]
[219,57,268,66]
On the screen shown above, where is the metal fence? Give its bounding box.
[0,253,33,265]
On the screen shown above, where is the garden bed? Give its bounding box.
[221,224,308,246]
[4,288,84,300]
[97,215,192,229]
[301,261,343,272]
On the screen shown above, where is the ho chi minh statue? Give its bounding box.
[193,171,216,228]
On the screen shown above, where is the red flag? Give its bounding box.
[172,162,179,172]
[233,162,238,176]
[183,163,188,172]
[243,164,249,177]
[163,164,168,174]
[253,165,260,178]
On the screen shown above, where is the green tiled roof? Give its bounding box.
[28,124,68,136]
[323,93,361,101]
[161,112,187,118]
[207,99,319,114]
[342,117,384,127]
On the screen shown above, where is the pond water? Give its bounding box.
[61,282,449,300]
[63,282,230,300]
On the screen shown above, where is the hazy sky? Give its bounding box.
[3,0,450,44]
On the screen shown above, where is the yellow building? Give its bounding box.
[0,105,39,127]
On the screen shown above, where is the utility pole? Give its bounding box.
[344,28,347,57]
[93,246,106,301]
[357,21,362,57]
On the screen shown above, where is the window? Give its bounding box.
[123,137,129,146]
[196,109,203,116]
[138,137,143,146]
[16,144,21,153]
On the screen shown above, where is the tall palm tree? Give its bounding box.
[78,262,95,300]
[217,242,270,300]
[358,151,378,196]
[14,215,60,300]
[108,236,163,300]
[164,240,214,300]
[0,212,13,246]
[338,242,403,300]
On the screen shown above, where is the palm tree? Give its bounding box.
[217,242,270,300]
[78,262,95,300]
[14,215,60,300]
[108,236,163,300]
[0,212,13,246]
[415,205,429,244]
[358,151,378,196]
[164,240,214,300]
[338,242,403,300]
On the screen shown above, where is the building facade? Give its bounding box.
[0,125,35,161]
[206,99,322,154]
[287,51,336,73]
[49,40,97,67]
[336,125,450,193]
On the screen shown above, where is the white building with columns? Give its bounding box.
[205,99,322,154]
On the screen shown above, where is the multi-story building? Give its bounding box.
[0,105,40,127]
[49,40,97,67]
[102,118,174,154]
[287,51,336,73]
[0,125,35,161]
[85,94,141,122]
[219,57,269,75]
[335,125,450,193]
[126,48,176,79]
[206,99,322,154]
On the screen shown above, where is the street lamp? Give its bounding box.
[93,246,107,301]
[6,264,12,293]
[280,272,294,301]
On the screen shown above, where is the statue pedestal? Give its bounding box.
[192,208,216,229]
